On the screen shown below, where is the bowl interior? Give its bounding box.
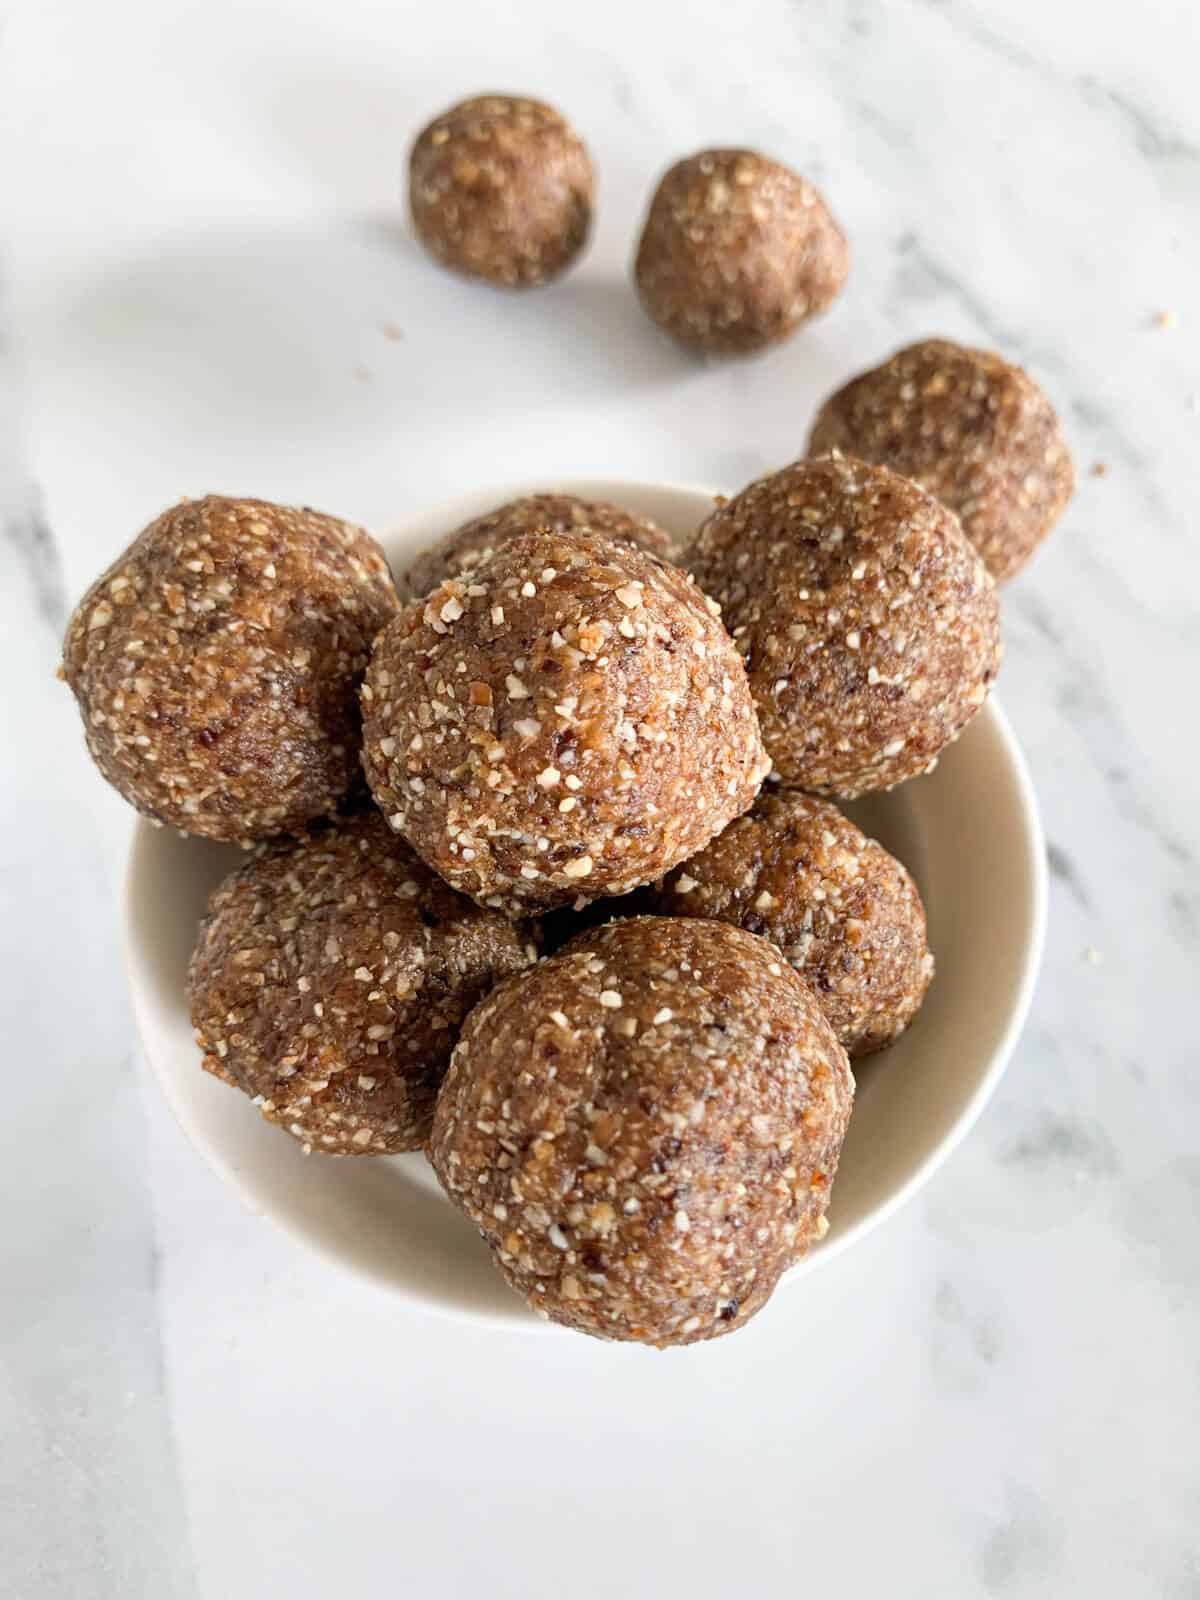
[125,478,1046,1328]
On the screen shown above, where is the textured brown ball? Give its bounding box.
[690,456,1002,797]
[399,493,681,601]
[429,917,854,1345]
[634,149,849,355]
[362,527,770,915]
[60,496,398,843]
[188,811,535,1154]
[409,94,593,288]
[650,790,933,1056]
[808,339,1074,581]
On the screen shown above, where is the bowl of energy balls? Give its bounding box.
[66,463,1046,1346]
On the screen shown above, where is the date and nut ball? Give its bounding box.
[808,339,1074,581]
[399,492,681,601]
[690,456,1002,797]
[430,917,854,1345]
[362,527,770,915]
[188,810,535,1155]
[650,790,932,1057]
[61,495,398,843]
[410,94,593,288]
[634,149,849,355]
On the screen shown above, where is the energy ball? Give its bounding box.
[634,149,849,355]
[430,916,854,1345]
[650,790,933,1057]
[188,810,535,1154]
[808,339,1074,581]
[61,495,398,843]
[399,492,681,601]
[409,94,593,288]
[690,456,1001,797]
[362,527,770,914]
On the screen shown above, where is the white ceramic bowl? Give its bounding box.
[125,478,1046,1329]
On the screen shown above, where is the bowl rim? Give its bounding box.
[123,475,1047,1327]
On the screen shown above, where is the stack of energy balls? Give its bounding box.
[60,93,1073,1347]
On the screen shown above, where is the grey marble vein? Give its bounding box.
[978,1488,1063,1593]
[914,0,1198,175]
[932,1279,1003,1374]
[3,497,68,632]
[998,1111,1120,1181]
[909,0,1043,75]
[0,320,197,1600]
[1076,76,1200,166]
[890,232,1026,354]
[1167,887,1199,947]
[1046,842,1093,910]
[1099,763,1195,870]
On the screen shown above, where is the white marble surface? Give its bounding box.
[2,1,1198,1594]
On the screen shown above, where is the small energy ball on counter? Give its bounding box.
[808,339,1074,581]
[634,149,848,355]
[409,94,593,287]
[689,456,1001,797]
[650,790,932,1057]
[188,810,535,1155]
[60,495,398,843]
[429,916,854,1345]
[400,492,681,601]
[362,527,770,914]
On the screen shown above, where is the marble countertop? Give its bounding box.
[2,1,1197,1595]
